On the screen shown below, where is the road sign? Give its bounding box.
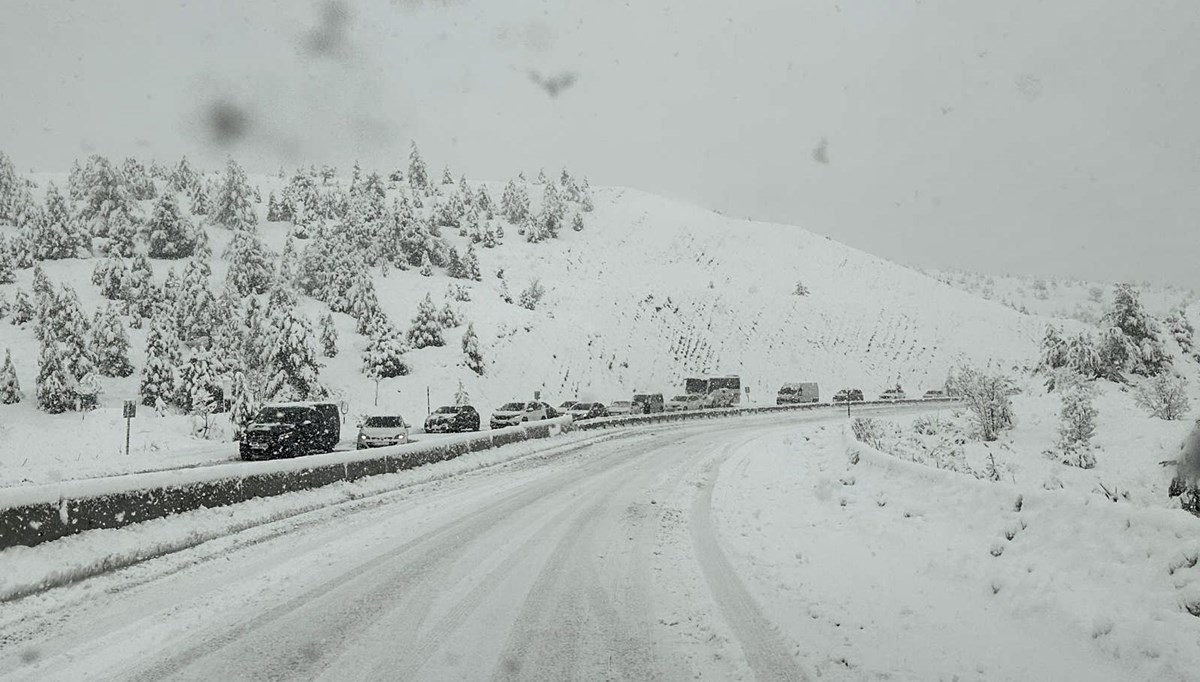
[123,400,136,418]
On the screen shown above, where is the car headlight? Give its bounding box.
[358,433,367,441]
[277,432,294,441]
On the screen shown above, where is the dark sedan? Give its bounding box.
[424,404,481,433]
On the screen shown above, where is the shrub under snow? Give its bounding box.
[946,362,1015,441]
[1133,373,1190,420]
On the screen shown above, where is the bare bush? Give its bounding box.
[946,362,1015,441]
[851,417,887,450]
[1134,373,1190,420]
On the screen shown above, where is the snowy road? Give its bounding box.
[0,404,1158,681]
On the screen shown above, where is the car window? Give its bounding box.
[364,416,403,428]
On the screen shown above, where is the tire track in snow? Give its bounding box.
[689,444,810,682]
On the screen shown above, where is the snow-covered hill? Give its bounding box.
[0,162,1049,484]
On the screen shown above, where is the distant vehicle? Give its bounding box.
[545,403,561,419]
[240,402,341,460]
[687,376,743,408]
[357,415,409,449]
[607,400,634,416]
[832,388,865,403]
[490,401,548,429]
[879,388,907,402]
[922,389,946,399]
[631,393,665,414]
[776,382,820,405]
[559,400,579,410]
[568,402,608,420]
[424,405,481,433]
[665,394,704,412]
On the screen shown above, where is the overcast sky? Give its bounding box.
[3,0,1198,287]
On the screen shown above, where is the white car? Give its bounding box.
[607,400,633,416]
[490,401,548,429]
[568,402,608,420]
[356,415,409,449]
[665,394,703,412]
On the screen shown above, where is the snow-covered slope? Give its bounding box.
[0,171,1047,484]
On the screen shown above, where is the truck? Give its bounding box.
[685,375,742,408]
[776,382,819,405]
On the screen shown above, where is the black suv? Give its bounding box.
[424,404,481,433]
[240,402,341,460]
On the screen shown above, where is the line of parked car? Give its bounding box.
[238,382,954,461]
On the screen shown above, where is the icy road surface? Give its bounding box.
[0,407,1155,681]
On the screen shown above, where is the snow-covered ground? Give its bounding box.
[2,406,1194,680]
[0,169,1048,486]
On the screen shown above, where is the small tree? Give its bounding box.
[0,349,21,404]
[223,228,274,296]
[147,193,196,259]
[261,306,325,401]
[1133,373,1190,420]
[140,314,182,408]
[463,243,482,281]
[571,212,584,232]
[362,325,410,378]
[419,251,434,277]
[408,293,445,348]
[91,303,134,377]
[793,281,810,296]
[454,379,470,406]
[227,369,257,439]
[946,362,1014,441]
[408,142,428,191]
[519,278,545,310]
[1053,370,1098,468]
[319,312,338,358]
[438,300,461,328]
[462,323,484,375]
[36,335,74,414]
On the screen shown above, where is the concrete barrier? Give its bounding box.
[573,397,960,431]
[0,418,573,551]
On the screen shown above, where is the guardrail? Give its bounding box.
[0,397,961,552]
[0,419,569,552]
[573,396,962,430]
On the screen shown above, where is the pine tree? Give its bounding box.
[362,324,409,378]
[420,251,434,277]
[228,369,257,438]
[463,243,482,281]
[176,259,220,343]
[0,237,15,284]
[462,322,484,375]
[34,183,82,260]
[171,156,199,194]
[482,227,497,248]
[223,228,274,296]
[536,169,548,184]
[178,347,220,413]
[319,312,338,358]
[1103,283,1169,377]
[447,246,465,278]
[441,165,454,185]
[11,289,33,326]
[454,379,470,406]
[147,193,196,258]
[0,349,21,404]
[501,180,530,223]
[407,293,444,348]
[36,333,74,414]
[78,155,137,238]
[438,301,461,328]
[476,186,494,217]
[261,306,324,401]
[189,185,210,216]
[211,159,258,231]
[519,279,545,310]
[347,271,382,334]
[91,302,133,377]
[126,254,157,320]
[141,314,182,408]
[542,183,565,235]
[572,212,584,232]
[408,142,429,191]
[107,212,137,258]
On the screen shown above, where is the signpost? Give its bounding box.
[744,385,750,405]
[123,400,136,456]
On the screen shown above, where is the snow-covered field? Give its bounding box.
[2,406,1195,680]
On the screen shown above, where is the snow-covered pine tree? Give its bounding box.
[189,184,210,216]
[1103,283,1169,377]
[91,302,133,377]
[223,228,274,296]
[536,169,548,184]
[171,156,199,194]
[36,333,74,414]
[319,312,338,358]
[227,369,257,439]
[519,279,545,310]
[420,251,434,277]
[1056,378,1098,469]
[447,246,465,279]
[476,186,495,219]
[438,300,460,328]
[0,237,15,284]
[79,155,137,238]
[542,182,565,234]
[501,180,530,224]
[11,290,33,326]
[454,379,469,406]
[261,306,324,401]
[408,142,429,191]
[0,349,21,404]
[146,193,196,259]
[178,347,220,413]
[1165,309,1195,354]
[462,322,484,375]
[106,212,137,258]
[125,254,157,320]
[407,293,444,348]
[362,324,409,378]
[441,165,454,185]
[499,277,513,304]
[347,271,383,335]
[579,177,594,212]
[140,313,182,407]
[571,212,584,232]
[211,159,258,231]
[462,243,482,281]
[34,182,81,260]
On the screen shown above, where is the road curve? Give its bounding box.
[0,407,933,681]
